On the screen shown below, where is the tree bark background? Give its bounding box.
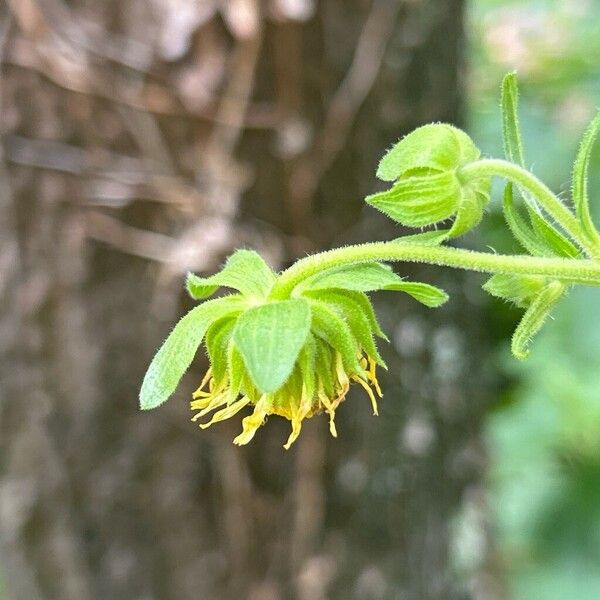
[0,1,497,599]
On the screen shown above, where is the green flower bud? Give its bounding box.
[366,124,491,237]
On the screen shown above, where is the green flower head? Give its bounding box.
[140,250,447,448]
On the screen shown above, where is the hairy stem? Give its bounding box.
[271,241,600,299]
[459,159,591,252]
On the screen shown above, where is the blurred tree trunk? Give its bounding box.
[0,1,497,599]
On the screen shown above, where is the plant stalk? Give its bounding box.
[271,241,600,299]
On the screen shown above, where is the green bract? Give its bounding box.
[141,73,600,447]
[366,123,492,237]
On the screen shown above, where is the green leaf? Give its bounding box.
[297,334,317,399]
[376,124,479,181]
[501,72,526,167]
[297,262,403,293]
[483,273,547,308]
[186,249,277,300]
[572,111,600,244]
[308,290,386,367]
[511,281,565,359]
[309,300,363,375]
[366,170,461,227]
[501,72,544,218]
[529,209,580,258]
[140,296,245,410]
[390,281,448,307]
[232,299,312,394]
[503,184,580,258]
[205,316,237,386]
[297,262,448,307]
[503,184,551,256]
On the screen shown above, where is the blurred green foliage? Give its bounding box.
[468,1,600,598]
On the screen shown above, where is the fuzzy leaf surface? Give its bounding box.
[308,290,385,367]
[366,170,460,227]
[205,316,237,386]
[501,72,526,167]
[503,184,552,256]
[233,299,311,394]
[511,281,565,359]
[309,300,363,375]
[140,296,245,410]
[376,124,479,181]
[572,111,600,244]
[298,262,447,307]
[483,273,547,308]
[186,250,277,300]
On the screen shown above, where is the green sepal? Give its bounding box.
[140,295,245,410]
[309,300,364,376]
[315,339,335,397]
[297,334,317,400]
[366,170,460,227]
[483,273,547,308]
[205,316,238,387]
[511,281,565,359]
[448,188,490,238]
[186,249,277,300]
[227,341,248,401]
[572,111,600,245]
[307,290,386,368]
[232,299,312,394]
[376,124,480,182]
[332,290,387,340]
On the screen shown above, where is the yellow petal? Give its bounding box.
[352,375,379,416]
[198,396,251,429]
[191,392,228,419]
[318,392,338,438]
[192,368,213,398]
[368,357,383,398]
[283,417,302,449]
[233,395,270,445]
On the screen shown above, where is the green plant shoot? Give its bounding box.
[140,73,600,448]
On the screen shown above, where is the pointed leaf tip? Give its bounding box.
[140,296,244,410]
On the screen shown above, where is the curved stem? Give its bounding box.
[459,159,591,252]
[271,241,600,299]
